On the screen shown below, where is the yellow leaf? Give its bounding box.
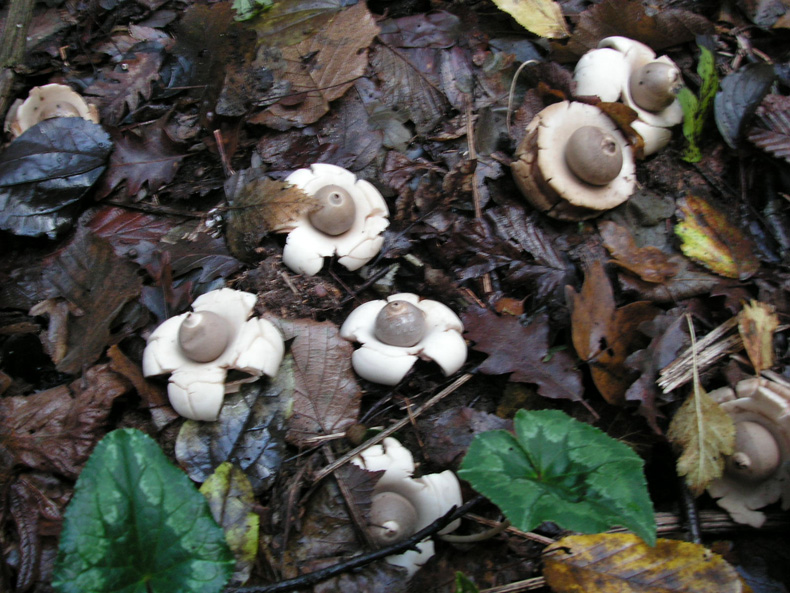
[667,316,735,495]
[675,195,759,280]
[491,0,569,39]
[738,300,778,374]
[543,533,748,593]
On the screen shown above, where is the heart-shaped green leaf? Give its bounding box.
[52,428,234,593]
[459,410,656,545]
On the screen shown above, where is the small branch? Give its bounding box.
[311,373,473,484]
[228,496,484,593]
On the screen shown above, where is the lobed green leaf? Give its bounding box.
[459,410,656,546]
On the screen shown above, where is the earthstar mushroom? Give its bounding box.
[351,437,463,576]
[279,164,389,275]
[340,293,467,385]
[511,101,636,220]
[573,36,684,156]
[5,83,100,137]
[706,377,790,527]
[142,288,285,421]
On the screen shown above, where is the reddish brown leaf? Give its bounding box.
[420,407,512,467]
[748,94,790,164]
[85,52,163,125]
[552,0,714,60]
[41,228,143,374]
[599,220,679,283]
[0,365,131,478]
[567,261,659,405]
[462,307,584,403]
[276,319,362,447]
[94,123,185,199]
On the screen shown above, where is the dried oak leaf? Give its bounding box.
[462,307,584,404]
[567,261,659,406]
[85,52,163,125]
[0,364,131,478]
[552,0,714,61]
[249,2,379,129]
[675,195,760,281]
[276,319,362,447]
[748,94,790,164]
[94,122,185,199]
[599,220,679,284]
[40,227,143,374]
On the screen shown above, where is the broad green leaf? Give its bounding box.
[544,533,746,593]
[675,195,759,280]
[232,0,273,21]
[680,37,719,163]
[459,410,656,545]
[52,429,233,593]
[492,0,569,39]
[200,462,260,584]
[455,572,480,593]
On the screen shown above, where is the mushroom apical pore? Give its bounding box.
[374,301,427,348]
[178,311,231,363]
[368,491,419,546]
[565,126,624,186]
[726,420,781,483]
[308,184,357,236]
[629,62,683,113]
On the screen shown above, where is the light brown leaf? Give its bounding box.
[667,317,735,496]
[599,221,679,284]
[491,0,569,39]
[543,533,747,593]
[567,261,658,405]
[249,2,379,128]
[738,300,779,374]
[276,319,361,447]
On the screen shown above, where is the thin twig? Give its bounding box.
[312,373,474,484]
[465,97,493,295]
[481,578,546,593]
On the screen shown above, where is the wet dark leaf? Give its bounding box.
[599,220,679,283]
[462,307,584,403]
[176,370,293,494]
[737,0,789,28]
[553,0,713,60]
[567,261,659,406]
[0,118,112,238]
[420,407,512,468]
[0,365,131,478]
[84,52,163,125]
[378,11,461,48]
[41,228,143,374]
[748,94,790,163]
[94,123,185,199]
[715,63,775,149]
[251,0,357,47]
[277,319,361,446]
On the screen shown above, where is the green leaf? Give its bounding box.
[200,462,260,584]
[459,410,656,546]
[52,429,234,593]
[455,572,480,593]
[232,0,273,21]
[680,37,719,163]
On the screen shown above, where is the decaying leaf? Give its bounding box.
[748,93,790,164]
[491,0,569,39]
[462,307,584,404]
[225,174,313,259]
[175,370,293,494]
[667,317,735,496]
[599,221,679,284]
[543,533,747,593]
[738,300,778,374]
[566,261,658,405]
[277,319,362,447]
[678,37,718,163]
[0,365,131,478]
[675,195,760,281]
[40,228,143,374]
[715,62,775,149]
[94,122,185,199]
[250,2,379,128]
[200,462,260,585]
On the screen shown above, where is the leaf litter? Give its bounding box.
[1,0,789,590]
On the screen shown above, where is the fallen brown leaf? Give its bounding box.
[738,300,779,374]
[599,220,679,284]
